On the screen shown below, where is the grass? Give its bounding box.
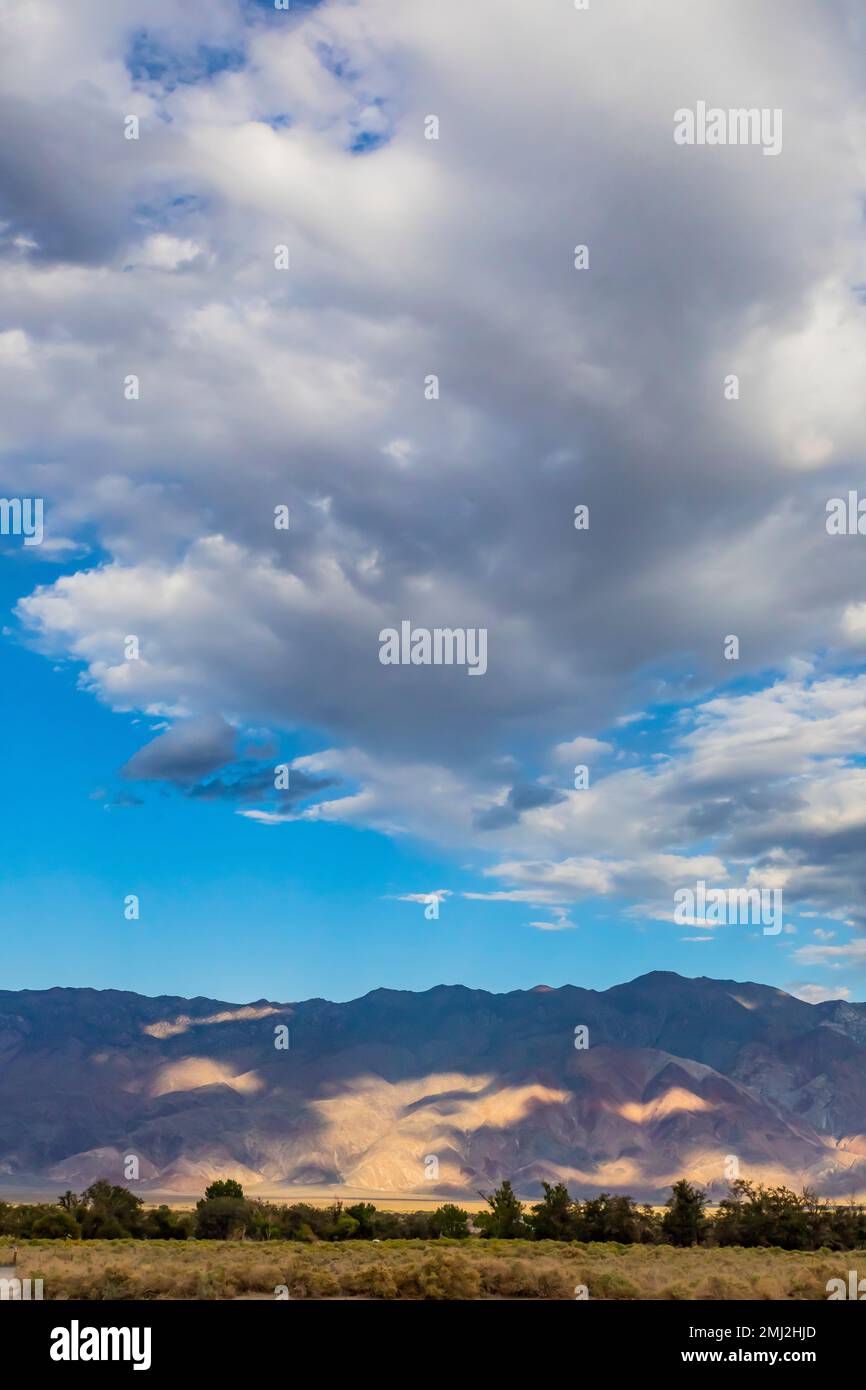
[3,1239,862,1300]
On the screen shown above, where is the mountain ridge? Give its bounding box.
[1,972,863,1201]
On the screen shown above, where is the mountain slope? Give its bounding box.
[0,973,862,1200]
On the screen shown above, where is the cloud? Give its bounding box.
[5,0,866,959]
[122,715,238,785]
[474,781,566,831]
[467,677,866,940]
[11,0,866,756]
[189,762,336,807]
[528,907,576,932]
[387,890,452,907]
[120,714,337,809]
[129,234,210,271]
[552,736,613,765]
[788,983,851,1004]
[794,940,866,967]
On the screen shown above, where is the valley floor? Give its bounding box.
[3,1239,861,1300]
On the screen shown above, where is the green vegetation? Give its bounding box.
[661,1179,710,1247]
[1,1182,192,1241]
[2,1176,866,1251]
[477,1179,527,1238]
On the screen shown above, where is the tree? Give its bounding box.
[662,1180,708,1247]
[79,1181,144,1238]
[714,1180,814,1250]
[32,1209,81,1239]
[575,1191,656,1244]
[142,1205,192,1240]
[430,1204,470,1239]
[345,1202,377,1239]
[323,1202,360,1241]
[477,1180,526,1238]
[203,1179,245,1202]
[194,1196,251,1240]
[275,1203,327,1241]
[246,1201,282,1241]
[401,1210,434,1239]
[529,1182,577,1241]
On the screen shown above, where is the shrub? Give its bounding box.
[414,1252,482,1299]
[588,1270,640,1299]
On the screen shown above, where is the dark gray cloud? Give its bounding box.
[120,715,338,809]
[122,716,238,785]
[475,783,567,831]
[188,762,337,807]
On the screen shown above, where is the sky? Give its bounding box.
[2,0,866,1005]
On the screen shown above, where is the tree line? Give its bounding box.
[3,1176,866,1250]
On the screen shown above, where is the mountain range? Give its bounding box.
[1,971,865,1202]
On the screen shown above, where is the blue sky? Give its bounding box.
[2,0,866,1005]
[1,540,855,1004]
[0,546,637,1003]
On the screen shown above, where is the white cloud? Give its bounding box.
[551,736,613,764]
[794,940,866,967]
[388,890,452,906]
[789,983,851,1004]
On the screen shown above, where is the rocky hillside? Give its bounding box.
[0,972,864,1200]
